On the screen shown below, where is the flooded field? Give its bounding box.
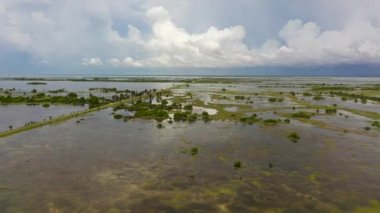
[0,105,86,132]
[0,77,380,212]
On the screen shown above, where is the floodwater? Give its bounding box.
[0,105,86,132]
[0,77,380,212]
[0,108,379,212]
[0,80,174,93]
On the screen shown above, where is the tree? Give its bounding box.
[8,125,13,131]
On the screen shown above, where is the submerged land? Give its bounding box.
[0,76,380,212]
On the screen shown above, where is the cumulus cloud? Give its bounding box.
[107,57,143,67]
[1,0,380,70]
[81,57,103,66]
[106,7,380,68]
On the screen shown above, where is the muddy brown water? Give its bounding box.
[0,108,379,212]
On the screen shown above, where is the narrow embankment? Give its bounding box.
[0,99,134,139]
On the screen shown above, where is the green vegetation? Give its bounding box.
[27,82,47,85]
[202,111,210,122]
[0,92,102,108]
[173,111,198,123]
[288,132,300,143]
[292,111,313,119]
[191,147,199,156]
[42,103,50,108]
[113,114,123,119]
[184,104,193,110]
[355,200,380,213]
[49,88,66,93]
[240,114,261,124]
[325,108,337,114]
[313,95,325,100]
[134,109,169,121]
[268,97,284,102]
[235,95,245,100]
[234,160,242,169]
[262,119,281,126]
[312,86,354,91]
[371,121,380,128]
[330,91,380,102]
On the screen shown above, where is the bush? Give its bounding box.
[157,123,164,129]
[240,114,261,124]
[174,111,187,121]
[187,114,197,123]
[371,121,380,128]
[288,132,300,143]
[313,95,325,100]
[234,160,242,169]
[235,96,245,100]
[184,104,193,110]
[191,147,199,156]
[113,114,123,119]
[268,97,277,102]
[202,111,210,122]
[325,108,337,114]
[42,103,50,108]
[263,119,281,126]
[134,109,169,121]
[292,111,312,119]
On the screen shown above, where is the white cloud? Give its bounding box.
[103,7,380,68]
[81,57,103,66]
[107,57,143,67]
[1,1,380,69]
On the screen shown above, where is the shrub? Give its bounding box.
[235,96,245,100]
[174,111,188,121]
[157,123,164,129]
[268,97,277,102]
[288,132,300,143]
[292,111,312,119]
[263,119,281,126]
[313,95,325,100]
[187,114,197,123]
[42,103,50,108]
[325,108,337,114]
[202,111,210,122]
[234,161,242,169]
[371,121,380,128]
[240,114,261,124]
[134,109,169,121]
[184,104,193,110]
[113,114,123,119]
[191,147,199,156]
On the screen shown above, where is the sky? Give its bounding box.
[1,0,380,76]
